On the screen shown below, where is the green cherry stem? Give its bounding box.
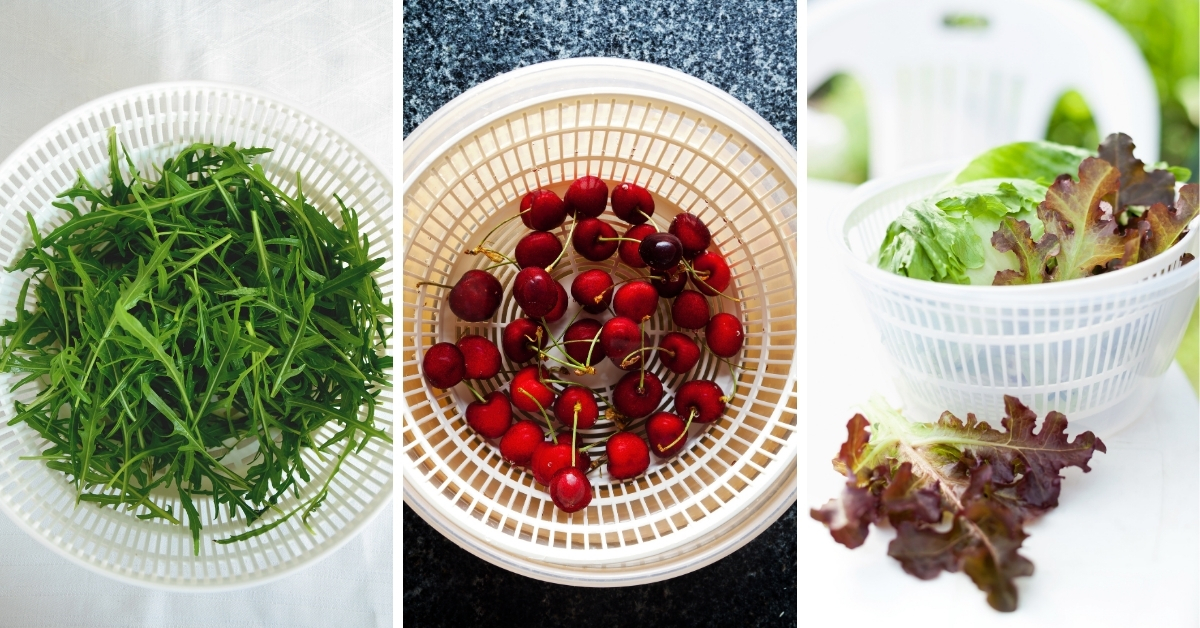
[548,219,579,272]
[662,407,698,451]
[415,281,454,290]
[541,377,581,388]
[571,405,579,467]
[470,212,523,252]
[464,383,487,403]
[520,388,558,444]
[695,333,743,401]
[638,318,647,390]
[484,260,518,272]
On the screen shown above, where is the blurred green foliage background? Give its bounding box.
[808,0,1200,391]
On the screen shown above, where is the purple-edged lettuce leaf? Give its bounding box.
[811,396,1105,612]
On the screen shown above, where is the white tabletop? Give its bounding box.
[0,3,392,626]
[802,178,1199,626]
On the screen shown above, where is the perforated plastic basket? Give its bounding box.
[401,58,798,585]
[0,82,394,590]
[831,164,1199,436]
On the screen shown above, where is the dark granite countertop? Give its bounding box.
[403,1,797,626]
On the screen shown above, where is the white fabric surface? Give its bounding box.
[801,178,1199,626]
[0,2,393,627]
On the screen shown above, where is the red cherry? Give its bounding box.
[674,380,727,423]
[564,175,609,219]
[571,269,615,315]
[690,251,732,296]
[562,319,604,367]
[466,391,513,439]
[501,318,547,363]
[456,334,501,380]
[572,218,619,262]
[554,386,599,430]
[618,224,657,268]
[515,231,563,269]
[639,233,683,270]
[441,269,502,322]
[422,342,465,389]
[671,290,711,330]
[519,189,567,231]
[513,267,560,318]
[611,182,655,225]
[611,371,663,419]
[705,313,744,358]
[647,411,688,458]
[549,467,593,512]
[669,213,712,259]
[531,440,589,485]
[651,264,688,298]
[613,280,659,322]
[606,432,650,480]
[600,316,650,370]
[500,420,544,467]
[544,280,569,323]
[657,332,701,374]
[511,365,555,414]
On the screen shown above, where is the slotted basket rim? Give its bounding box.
[0,81,394,591]
[830,161,1200,299]
[401,58,798,584]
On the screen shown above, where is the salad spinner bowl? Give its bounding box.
[832,163,1198,437]
[0,83,394,589]
[402,59,798,585]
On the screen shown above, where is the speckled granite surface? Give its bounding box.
[402,1,797,625]
[402,0,797,147]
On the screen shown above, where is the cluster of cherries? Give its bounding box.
[420,175,744,514]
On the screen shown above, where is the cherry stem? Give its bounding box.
[681,259,741,303]
[542,377,580,387]
[578,432,614,452]
[597,237,642,244]
[587,455,607,476]
[472,212,523,250]
[571,405,579,467]
[548,219,579,272]
[583,331,602,368]
[662,407,697,451]
[638,210,654,223]
[415,281,455,291]
[638,318,646,390]
[484,260,517,271]
[600,274,653,298]
[537,349,583,371]
[520,388,558,444]
[713,289,742,304]
[465,383,487,403]
[696,338,742,401]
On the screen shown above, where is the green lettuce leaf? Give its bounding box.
[950,141,1093,187]
[877,179,1047,284]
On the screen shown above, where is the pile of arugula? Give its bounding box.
[879,133,1198,285]
[811,397,1104,612]
[0,130,392,554]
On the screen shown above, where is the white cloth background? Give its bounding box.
[0,2,393,626]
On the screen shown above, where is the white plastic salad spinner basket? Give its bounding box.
[402,59,798,585]
[0,83,394,590]
[832,164,1199,436]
